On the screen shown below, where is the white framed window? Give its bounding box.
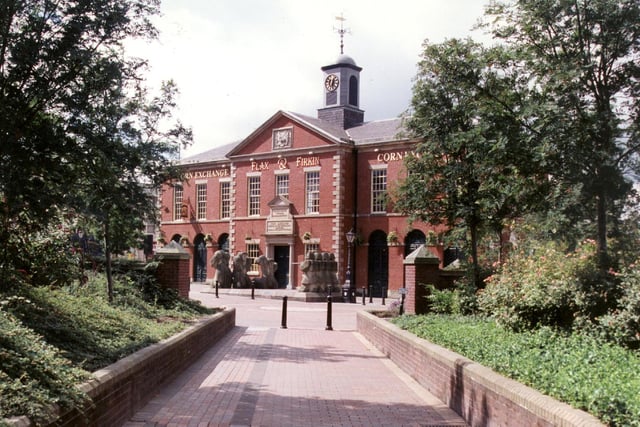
[220,181,231,219]
[173,184,183,221]
[304,242,320,255]
[248,176,261,216]
[246,243,260,272]
[196,183,207,220]
[371,167,387,213]
[305,171,320,214]
[276,173,289,197]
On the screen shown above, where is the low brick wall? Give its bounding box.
[8,308,235,427]
[357,311,604,427]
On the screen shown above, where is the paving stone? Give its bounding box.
[123,284,467,427]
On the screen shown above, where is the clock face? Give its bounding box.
[324,74,339,92]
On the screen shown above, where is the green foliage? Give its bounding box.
[0,262,216,423]
[478,240,618,331]
[0,305,89,425]
[586,265,640,350]
[392,315,640,426]
[422,281,478,315]
[396,38,547,286]
[0,1,192,292]
[483,0,640,266]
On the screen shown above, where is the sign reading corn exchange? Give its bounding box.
[184,168,229,179]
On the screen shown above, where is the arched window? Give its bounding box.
[218,233,229,252]
[349,75,358,106]
[368,230,388,297]
[193,234,207,282]
[404,230,426,257]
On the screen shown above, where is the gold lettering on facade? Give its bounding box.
[376,151,419,163]
[295,156,320,167]
[251,161,270,171]
[184,169,230,179]
[277,158,288,169]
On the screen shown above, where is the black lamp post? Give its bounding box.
[343,228,355,303]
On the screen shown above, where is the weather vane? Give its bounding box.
[334,13,351,54]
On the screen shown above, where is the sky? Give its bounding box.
[126,0,493,158]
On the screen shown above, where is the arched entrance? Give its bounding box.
[193,234,207,282]
[171,234,181,243]
[218,233,229,252]
[404,230,426,257]
[367,230,388,297]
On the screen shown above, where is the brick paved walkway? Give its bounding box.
[124,284,467,427]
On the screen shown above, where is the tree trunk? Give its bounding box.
[470,222,480,288]
[596,189,609,270]
[104,221,114,302]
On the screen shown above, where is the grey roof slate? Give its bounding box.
[179,140,238,165]
[346,117,410,145]
[177,111,414,166]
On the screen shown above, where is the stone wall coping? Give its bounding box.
[403,244,440,265]
[357,311,604,427]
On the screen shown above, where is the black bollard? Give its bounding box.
[382,287,386,306]
[215,280,219,298]
[399,291,406,316]
[326,295,333,331]
[251,279,255,300]
[362,286,366,305]
[281,296,288,329]
[369,284,373,304]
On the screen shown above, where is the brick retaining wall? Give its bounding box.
[7,308,235,427]
[357,311,604,427]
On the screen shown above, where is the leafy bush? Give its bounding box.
[392,314,640,426]
[0,306,89,424]
[0,266,218,423]
[423,280,478,315]
[2,224,81,290]
[586,264,640,350]
[111,260,211,314]
[477,240,618,331]
[5,269,215,373]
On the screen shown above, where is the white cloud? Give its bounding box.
[126,0,491,157]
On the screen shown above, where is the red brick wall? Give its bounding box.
[37,309,236,427]
[357,311,604,427]
[155,257,190,298]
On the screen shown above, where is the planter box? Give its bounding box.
[357,311,603,427]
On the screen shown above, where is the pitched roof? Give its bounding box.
[178,111,414,166]
[346,117,410,145]
[179,140,238,165]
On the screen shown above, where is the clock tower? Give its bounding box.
[317,16,364,129]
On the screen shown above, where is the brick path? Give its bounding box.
[124,284,467,427]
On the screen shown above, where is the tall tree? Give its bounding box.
[0,0,191,291]
[484,0,640,267]
[396,38,545,287]
[71,80,190,301]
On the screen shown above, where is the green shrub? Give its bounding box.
[6,270,215,372]
[0,306,89,424]
[586,264,640,350]
[477,240,618,331]
[423,284,455,314]
[392,314,640,426]
[422,280,478,316]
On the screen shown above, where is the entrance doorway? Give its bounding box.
[273,245,290,288]
[193,234,207,282]
[368,230,388,297]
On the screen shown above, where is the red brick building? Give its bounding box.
[158,53,445,296]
